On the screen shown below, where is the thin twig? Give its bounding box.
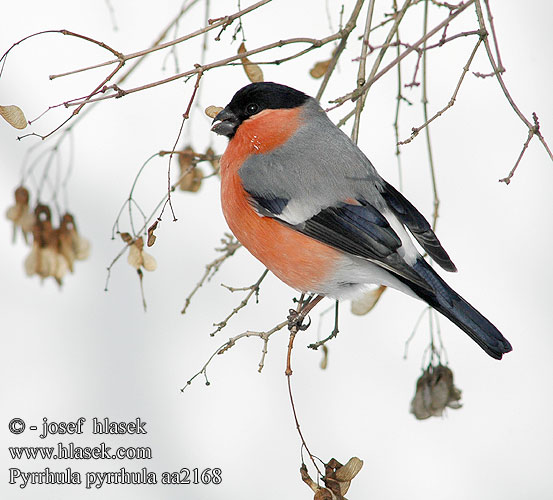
[422,0,438,230]
[48,0,272,80]
[181,234,241,314]
[159,70,204,224]
[392,0,406,189]
[482,0,504,73]
[398,35,484,148]
[211,269,269,336]
[315,0,366,102]
[181,319,288,390]
[285,295,324,477]
[105,152,223,292]
[58,33,354,111]
[351,0,376,144]
[308,300,340,350]
[330,0,475,108]
[499,113,541,185]
[474,0,553,177]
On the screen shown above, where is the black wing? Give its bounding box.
[380,181,457,272]
[286,201,433,292]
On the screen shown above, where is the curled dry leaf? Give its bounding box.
[0,104,27,129]
[205,105,223,119]
[350,285,386,315]
[238,42,264,83]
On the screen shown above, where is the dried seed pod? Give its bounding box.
[127,236,157,272]
[320,344,329,370]
[205,106,223,118]
[120,232,133,244]
[334,457,363,483]
[0,104,27,129]
[205,147,220,172]
[314,488,335,500]
[310,59,332,79]
[238,42,264,83]
[147,220,158,247]
[6,186,35,243]
[178,146,203,192]
[58,213,90,272]
[350,285,386,315]
[411,364,462,420]
[324,457,364,497]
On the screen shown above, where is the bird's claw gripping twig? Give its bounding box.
[287,309,311,331]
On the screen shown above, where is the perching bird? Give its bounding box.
[211,82,512,360]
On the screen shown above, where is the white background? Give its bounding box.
[1,1,552,499]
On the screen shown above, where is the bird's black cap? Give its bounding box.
[212,82,310,138]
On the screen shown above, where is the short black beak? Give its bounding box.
[211,107,239,137]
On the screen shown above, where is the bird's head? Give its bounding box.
[211,82,310,139]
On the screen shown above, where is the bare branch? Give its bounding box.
[499,112,541,185]
[211,269,268,336]
[398,36,483,147]
[48,0,272,80]
[350,0,376,144]
[330,0,475,108]
[181,234,241,314]
[473,0,553,175]
[315,0,366,102]
[182,318,288,390]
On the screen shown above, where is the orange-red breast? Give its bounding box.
[212,82,512,360]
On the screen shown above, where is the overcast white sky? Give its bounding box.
[1,1,552,499]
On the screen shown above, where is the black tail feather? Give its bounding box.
[400,259,512,360]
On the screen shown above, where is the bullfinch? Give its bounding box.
[211,82,512,360]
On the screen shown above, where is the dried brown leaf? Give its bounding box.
[238,42,264,83]
[0,104,27,129]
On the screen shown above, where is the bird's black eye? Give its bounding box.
[246,103,259,115]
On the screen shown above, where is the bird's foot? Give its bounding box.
[287,309,311,331]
